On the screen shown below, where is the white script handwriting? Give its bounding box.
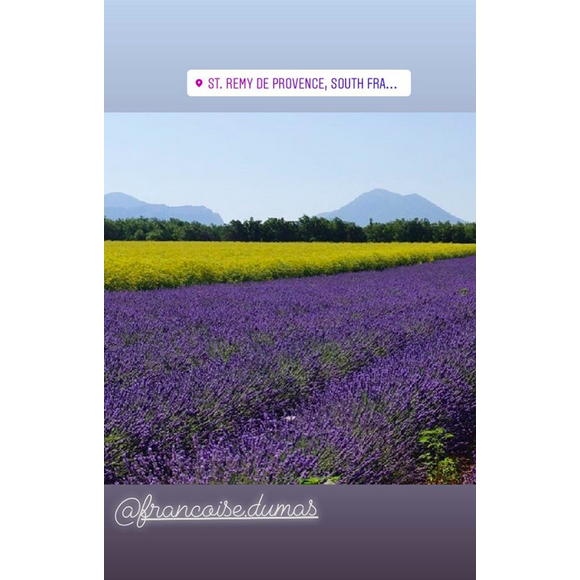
[114,494,319,528]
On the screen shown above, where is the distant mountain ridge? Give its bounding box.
[318,189,463,225]
[105,189,465,227]
[104,192,223,225]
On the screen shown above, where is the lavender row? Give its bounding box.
[105,256,475,484]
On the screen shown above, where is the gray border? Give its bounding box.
[105,485,475,579]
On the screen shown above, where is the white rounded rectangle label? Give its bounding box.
[187,70,411,97]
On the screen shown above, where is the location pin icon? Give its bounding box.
[196,79,203,87]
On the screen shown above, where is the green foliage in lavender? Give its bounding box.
[418,428,462,484]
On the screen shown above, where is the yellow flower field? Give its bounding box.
[104,241,476,290]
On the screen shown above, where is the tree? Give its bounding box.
[103,217,476,244]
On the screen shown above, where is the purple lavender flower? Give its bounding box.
[105,256,476,484]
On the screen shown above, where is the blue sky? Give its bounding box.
[105,113,475,222]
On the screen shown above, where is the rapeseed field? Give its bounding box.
[104,241,476,290]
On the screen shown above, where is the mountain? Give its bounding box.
[104,192,146,209]
[318,189,463,225]
[104,192,223,225]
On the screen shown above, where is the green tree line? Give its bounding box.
[104,216,476,243]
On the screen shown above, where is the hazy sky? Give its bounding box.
[105,113,475,222]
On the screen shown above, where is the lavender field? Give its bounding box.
[105,256,475,484]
